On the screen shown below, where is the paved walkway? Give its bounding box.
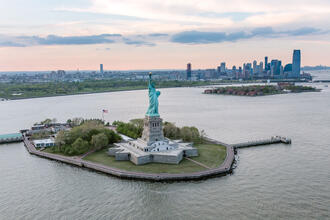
[184,157,211,169]
[79,149,96,159]
[22,134,235,181]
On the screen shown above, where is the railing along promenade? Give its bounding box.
[232,136,291,149]
[22,134,236,181]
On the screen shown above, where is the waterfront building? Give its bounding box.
[292,49,301,78]
[186,63,192,80]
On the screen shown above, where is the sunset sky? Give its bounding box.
[1,0,330,71]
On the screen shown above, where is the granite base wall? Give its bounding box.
[152,152,183,164]
[130,154,151,165]
[115,152,130,161]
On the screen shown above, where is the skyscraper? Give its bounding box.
[292,50,301,78]
[187,63,192,80]
[220,62,226,73]
[265,56,268,70]
[100,64,104,74]
[253,60,257,74]
[259,61,264,74]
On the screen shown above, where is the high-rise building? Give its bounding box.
[253,60,257,74]
[100,64,104,74]
[259,62,264,74]
[284,64,292,74]
[220,62,226,73]
[187,63,192,80]
[292,49,301,78]
[270,60,281,76]
[265,56,268,70]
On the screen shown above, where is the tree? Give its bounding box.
[40,118,52,125]
[70,117,84,127]
[91,133,109,150]
[72,138,90,155]
[180,126,193,142]
[163,122,181,139]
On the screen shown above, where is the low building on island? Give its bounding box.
[108,73,198,165]
[33,139,55,148]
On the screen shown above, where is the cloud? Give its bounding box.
[0,33,158,47]
[284,27,320,36]
[0,27,326,48]
[171,27,325,44]
[251,27,274,36]
[0,34,121,47]
[123,38,156,47]
[148,33,169,37]
[198,12,264,22]
[36,34,119,45]
[171,31,227,44]
[0,41,26,47]
[96,47,111,51]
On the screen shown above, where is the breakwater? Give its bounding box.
[22,134,236,181]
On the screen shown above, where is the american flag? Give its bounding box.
[102,109,108,113]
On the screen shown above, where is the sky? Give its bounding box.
[1,0,330,71]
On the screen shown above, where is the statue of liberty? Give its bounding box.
[146,72,160,116]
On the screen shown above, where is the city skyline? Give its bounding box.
[1,0,330,71]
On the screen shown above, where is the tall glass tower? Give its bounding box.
[186,63,192,80]
[292,50,301,78]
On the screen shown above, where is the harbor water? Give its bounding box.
[0,72,329,219]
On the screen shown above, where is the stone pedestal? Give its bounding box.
[141,116,164,145]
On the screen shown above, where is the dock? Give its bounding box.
[232,136,291,149]
[0,133,23,144]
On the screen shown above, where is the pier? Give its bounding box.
[232,136,291,149]
[0,133,23,144]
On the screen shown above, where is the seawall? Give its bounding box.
[22,135,236,181]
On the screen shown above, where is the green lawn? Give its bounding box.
[42,147,67,156]
[193,144,227,168]
[83,143,227,174]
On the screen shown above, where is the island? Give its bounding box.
[20,73,234,181]
[204,83,320,96]
[0,79,219,100]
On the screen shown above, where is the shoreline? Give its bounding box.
[22,134,236,181]
[0,79,313,101]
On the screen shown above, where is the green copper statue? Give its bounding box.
[146,73,160,116]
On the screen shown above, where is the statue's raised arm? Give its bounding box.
[146,73,160,116]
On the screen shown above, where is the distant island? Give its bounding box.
[204,83,320,96]
[0,79,230,100]
[0,78,314,101]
